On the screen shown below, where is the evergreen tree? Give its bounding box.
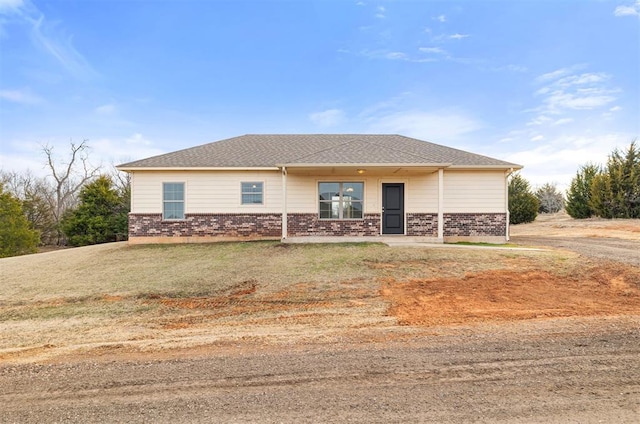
[62,175,129,246]
[508,174,539,224]
[0,184,40,257]
[565,164,599,219]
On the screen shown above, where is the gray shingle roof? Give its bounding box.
[117,134,521,169]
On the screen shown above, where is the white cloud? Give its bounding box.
[419,47,446,54]
[553,118,574,125]
[504,133,634,191]
[366,110,483,142]
[126,133,152,146]
[533,68,619,116]
[449,33,469,40]
[356,1,365,5]
[0,0,97,79]
[614,1,640,17]
[309,109,347,127]
[0,0,24,14]
[434,14,446,22]
[535,64,586,83]
[609,106,622,112]
[530,135,544,142]
[0,88,43,104]
[92,135,164,166]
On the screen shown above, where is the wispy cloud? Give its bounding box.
[359,49,437,63]
[366,109,483,142]
[433,14,446,22]
[309,108,347,127]
[530,67,619,123]
[0,0,24,14]
[375,5,385,18]
[0,0,97,79]
[614,1,640,17]
[419,47,447,54]
[0,87,43,104]
[449,33,469,40]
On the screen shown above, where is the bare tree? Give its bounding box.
[42,139,101,244]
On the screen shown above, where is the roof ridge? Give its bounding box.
[283,135,364,163]
[363,135,443,162]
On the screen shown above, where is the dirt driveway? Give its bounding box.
[1,317,639,424]
[510,212,640,266]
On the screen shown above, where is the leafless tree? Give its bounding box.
[42,139,101,244]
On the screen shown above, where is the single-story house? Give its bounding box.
[117,134,522,244]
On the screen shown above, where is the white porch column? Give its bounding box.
[505,169,512,241]
[438,168,444,240]
[281,167,288,239]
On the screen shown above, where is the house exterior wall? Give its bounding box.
[130,170,282,214]
[126,169,508,243]
[443,171,505,213]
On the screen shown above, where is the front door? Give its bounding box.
[382,183,404,234]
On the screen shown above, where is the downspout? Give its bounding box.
[281,166,288,240]
[505,168,514,241]
[438,168,444,241]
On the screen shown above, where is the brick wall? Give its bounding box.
[128,213,282,238]
[406,213,438,236]
[443,213,506,237]
[128,212,505,240]
[287,213,381,237]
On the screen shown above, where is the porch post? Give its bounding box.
[281,166,288,239]
[438,168,444,240]
[505,168,512,241]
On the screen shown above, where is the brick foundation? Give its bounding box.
[129,213,282,238]
[406,213,438,236]
[287,213,381,237]
[128,212,506,241]
[443,213,506,237]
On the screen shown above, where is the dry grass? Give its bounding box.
[1,220,639,363]
[510,211,640,240]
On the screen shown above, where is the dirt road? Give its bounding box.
[1,318,638,424]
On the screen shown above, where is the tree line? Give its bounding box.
[509,140,639,225]
[1,140,129,257]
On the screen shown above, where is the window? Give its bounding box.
[163,182,184,220]
[319,182,363,219]
[241,182,264,205]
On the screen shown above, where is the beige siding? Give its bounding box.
[286,173,439,214]
[130,169,506,215]
[405,173,438,213]
[443,171,506,213]
[130,170,282,214]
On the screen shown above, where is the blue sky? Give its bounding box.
[1,0,638,190]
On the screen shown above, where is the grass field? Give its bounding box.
[1,227,639,363]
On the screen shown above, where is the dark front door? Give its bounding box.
[382,183,404,234]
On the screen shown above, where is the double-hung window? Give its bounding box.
[163,182,184,220]
[319,182,364,219]
[241,182,264,205]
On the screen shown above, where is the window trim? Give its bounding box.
[240,181,265,206]
[162,182,185,220]
[318,181,364,220]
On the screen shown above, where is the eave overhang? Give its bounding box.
[116,166,281,172]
